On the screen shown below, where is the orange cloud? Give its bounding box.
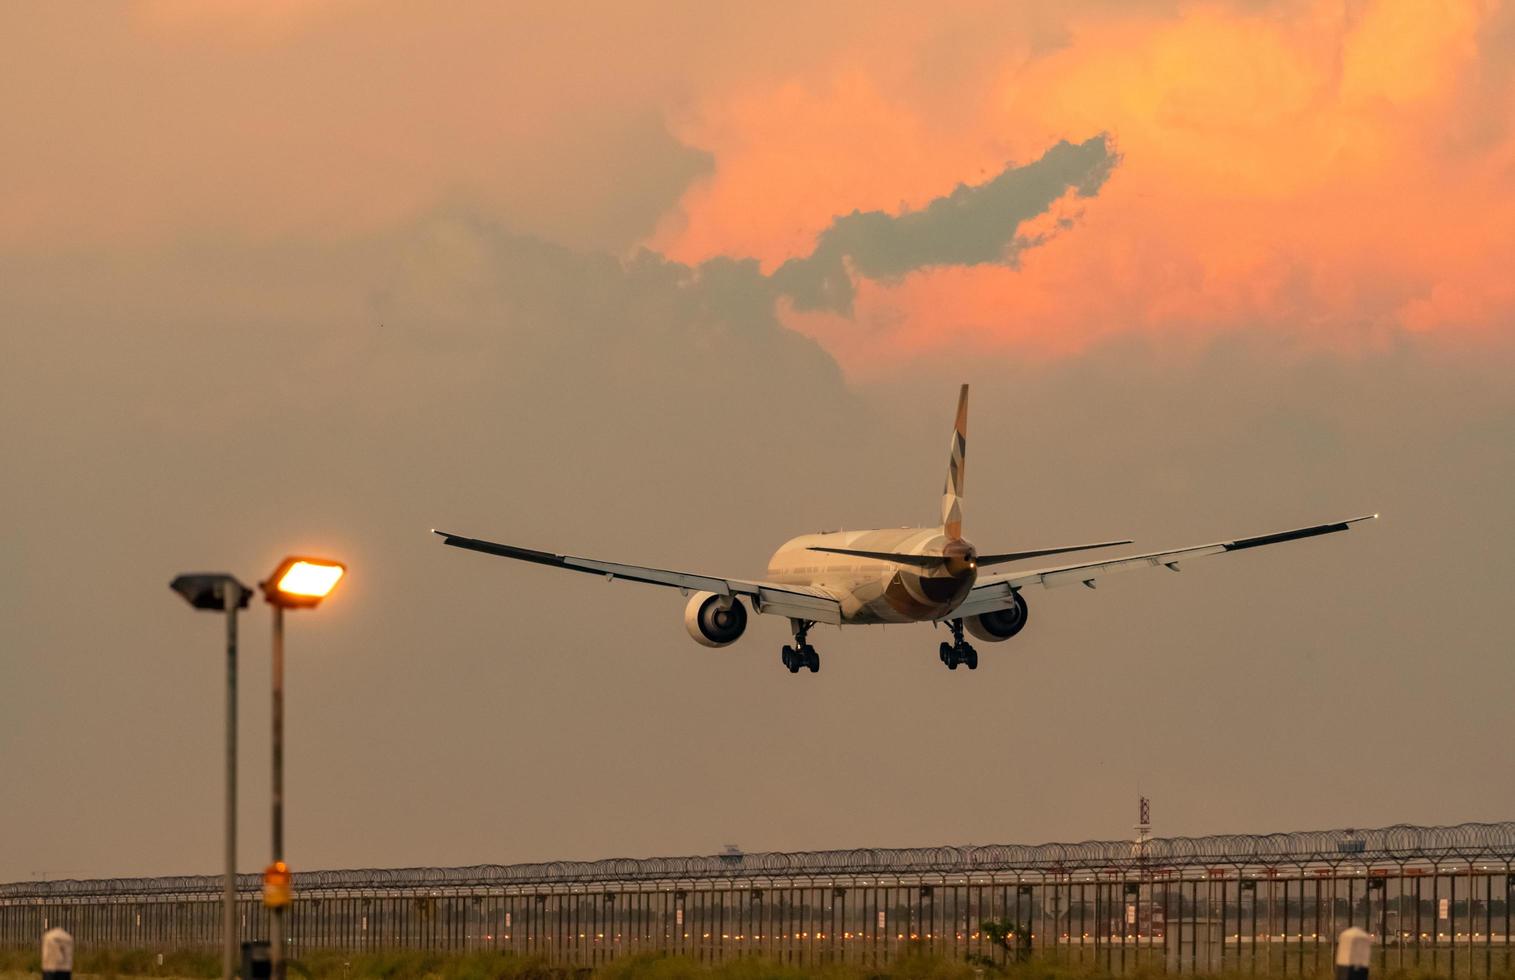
[659,0,1515,373]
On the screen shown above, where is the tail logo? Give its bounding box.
[942,384,968,539]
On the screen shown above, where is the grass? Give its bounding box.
[0,945,219,978]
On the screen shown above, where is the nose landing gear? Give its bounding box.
[781,619,819,673]
[938,618,978,670]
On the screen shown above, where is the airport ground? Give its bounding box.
[0,947,1491,980]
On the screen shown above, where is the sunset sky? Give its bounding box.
[7,2,1514,365]
[2,2,1513,883]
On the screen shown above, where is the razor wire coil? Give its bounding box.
[5,821,1512,901]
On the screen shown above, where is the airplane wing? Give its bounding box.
[953,514,1377,619]
[433,530,842,624]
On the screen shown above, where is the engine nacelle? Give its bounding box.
[683,591,749,648]
[965,592,1029,642]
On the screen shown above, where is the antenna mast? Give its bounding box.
[1133,796,1152,861]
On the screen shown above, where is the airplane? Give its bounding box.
[434,385,1376,673]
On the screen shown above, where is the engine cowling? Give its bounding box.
[965,592,1029,642]
[683,591,749,647]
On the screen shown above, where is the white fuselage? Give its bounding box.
[765,526,978,624]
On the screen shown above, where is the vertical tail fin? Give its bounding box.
[942,384,968,539]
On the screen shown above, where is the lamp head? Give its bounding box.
[170,573,253,611]
[261,556,346,609]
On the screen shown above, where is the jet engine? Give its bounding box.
[683,591,749,647]
[965,592,1029,642]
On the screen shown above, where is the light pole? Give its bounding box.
[169,572,253,980]
[258,556,346,980]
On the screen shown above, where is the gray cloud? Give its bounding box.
[771,133,1119,313]
[521,114,716,252]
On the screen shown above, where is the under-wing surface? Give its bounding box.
[435,385,1376,673]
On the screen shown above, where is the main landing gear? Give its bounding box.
[938,618,978,670]
[781,619,819,673]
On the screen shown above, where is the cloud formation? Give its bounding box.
[771,134,1117,314]
[656,0,1515,368]
[8,2,1510,370]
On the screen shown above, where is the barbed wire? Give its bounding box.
[5,821,1512,901]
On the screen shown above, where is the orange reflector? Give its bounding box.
[263,861,293,909]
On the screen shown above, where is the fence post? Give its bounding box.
[1336,926,1372,980]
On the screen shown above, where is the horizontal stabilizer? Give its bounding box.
[977,539,1132,566]
[807,546,942,567]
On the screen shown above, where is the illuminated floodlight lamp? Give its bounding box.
[260,556,346,609]
[258,552,346,980]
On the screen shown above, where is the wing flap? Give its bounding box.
[751,586,844,624]
[953,580,1015,619]
[565,556,734,595]
[1022,545,1227,590]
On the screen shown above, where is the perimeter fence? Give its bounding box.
[4,821,1514,976]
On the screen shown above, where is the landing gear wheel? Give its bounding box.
[783,621,819,674]
[939,619,979,671]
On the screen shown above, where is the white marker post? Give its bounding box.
[1335,926,1372,980]
[40,925,73,980]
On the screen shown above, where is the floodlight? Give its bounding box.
[171,573,253,611]
[259,552,345,980]
[260,556,346,608]
[169,569,252,980]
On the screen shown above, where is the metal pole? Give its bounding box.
[224,590,239,980]
[271,603,285,980]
